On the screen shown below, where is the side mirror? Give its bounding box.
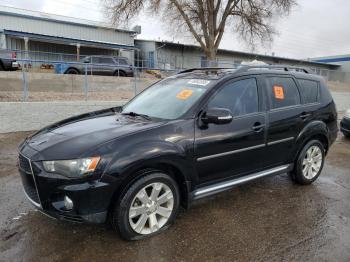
[201,108,233,125]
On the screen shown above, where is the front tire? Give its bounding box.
[111,171,180,240]
[290,140,325,185]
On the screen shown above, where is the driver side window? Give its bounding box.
[208,78,259,116]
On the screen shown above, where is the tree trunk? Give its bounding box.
[205,48,217,67]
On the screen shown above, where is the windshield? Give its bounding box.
[122,77,213,120]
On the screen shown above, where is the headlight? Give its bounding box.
[43,157,100,178]
[345,109,350,119]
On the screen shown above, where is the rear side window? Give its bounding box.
[208,78,259,116]
[265,77,300,109]
[297,79,319,104]
[98,57,114,64]
[117,58,129,65]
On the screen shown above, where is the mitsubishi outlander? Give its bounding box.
[18,65,338,240]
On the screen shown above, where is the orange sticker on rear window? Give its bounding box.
[176,89,193,100]
[274,85,285,100]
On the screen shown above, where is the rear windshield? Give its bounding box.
[122,77,214,119]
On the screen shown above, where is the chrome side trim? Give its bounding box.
[20,153,42,208]
[23,188,42,208]
[197,144,265,162]
[193,164,290,199]
[267,137,294,146]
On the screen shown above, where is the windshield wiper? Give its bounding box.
[121,111,152,120]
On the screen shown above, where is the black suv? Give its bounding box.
[18,66,338,240]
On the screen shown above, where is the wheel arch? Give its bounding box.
[294,120,330,161]
[64,67,80,74]
[114,69,126,76]
[106,157,193,218]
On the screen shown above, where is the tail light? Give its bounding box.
[11,52,16,59]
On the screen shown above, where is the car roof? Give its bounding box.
[176,65,324,82]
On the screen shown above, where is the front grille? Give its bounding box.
[18,154,41,206]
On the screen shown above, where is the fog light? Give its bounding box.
[64,196,74,210]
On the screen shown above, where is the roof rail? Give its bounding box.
[177,67,236,74]
[177,65,310,75]
[235,65,309,74]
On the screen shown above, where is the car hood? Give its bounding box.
[20,108,164,160]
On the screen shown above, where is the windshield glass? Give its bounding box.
[122,77,213,120]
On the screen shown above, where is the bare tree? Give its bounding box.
[103,0,296,61]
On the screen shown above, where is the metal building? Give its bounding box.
[311,55,350,83]
[0,5,138,63]
[135,39,339,74]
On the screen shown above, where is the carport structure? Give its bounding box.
[0,5,139,64]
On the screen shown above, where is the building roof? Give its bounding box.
[0,5,136,34]
[135,39,340,69]
[4,30,137,50]
[310,54,350,64]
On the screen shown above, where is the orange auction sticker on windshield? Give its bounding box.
[176,89,193,100]
[274,85,285,99]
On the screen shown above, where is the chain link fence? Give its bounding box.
[1,49,350,103]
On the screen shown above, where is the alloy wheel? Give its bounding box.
[128,182,174,235]
[302,145,323,179]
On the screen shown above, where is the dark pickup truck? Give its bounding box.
[0,50,18,71]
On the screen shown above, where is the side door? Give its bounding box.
[91,56,101,75]
[97,57,116,76]
[194,77,267,184]
[263,75,304,167]
[148,52,155,68]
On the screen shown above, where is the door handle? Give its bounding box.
[252,122,265,132]
[300,112,311,120]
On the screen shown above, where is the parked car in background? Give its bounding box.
[18,65,338,240]
[0,50,18,71]
[55,55,134,77]
[340,109,350,138]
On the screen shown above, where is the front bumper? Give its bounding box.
[18,153,116,224]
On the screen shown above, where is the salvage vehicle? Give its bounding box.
[55,55,134,77]
[340,109,350,138]
[0,49,18,71]
[18,65,338,240]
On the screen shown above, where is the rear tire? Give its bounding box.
[65,68,79,74]
[343,131,350,138]
[0,62,4,71]
[111,171,180,240]
[114,70,126,77]
[290,140,325,185]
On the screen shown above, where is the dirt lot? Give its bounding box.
[0,131,349,262]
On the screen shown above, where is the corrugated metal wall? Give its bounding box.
[0,14,134,46]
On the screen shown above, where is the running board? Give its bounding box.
[192,164,292,200]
